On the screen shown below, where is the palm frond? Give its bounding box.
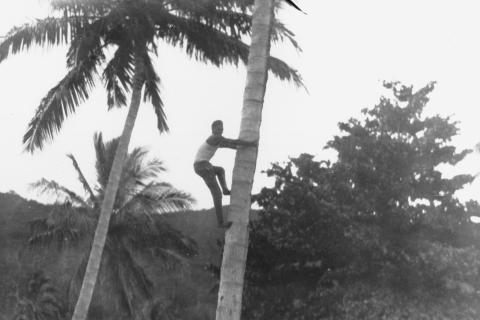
[166,0,254,16]
[272,20,301,52]
[52,0,119,16]
[166,4,253,39]
[153,11,304,87]
[93,132,119,189]
[124,147,149,171]
[23,52,103,152]
[282,0,305,13]
[124,147,165,180]
[102,43,134,109]
[110,239,153,316]
[93,132,151,208]
[67,153,98,207]
[119,182,195,215]
[195,10,252,39]
[100,236,153,317]
[169,3,298,50]
[104,144,167,208]
[66,18,107,68]
[30,178,89,207]
[114,150,150,207]
[137,158,166,180]
[142,51,168,132]
[28,204,94,248]
[268,56,304,87]
[0,17,71,63]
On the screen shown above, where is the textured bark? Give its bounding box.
[71,56,145,320]
[215,0,275,319]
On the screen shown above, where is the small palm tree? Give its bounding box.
[28,132,196,319]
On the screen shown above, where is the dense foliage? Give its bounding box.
[245,82,480,319]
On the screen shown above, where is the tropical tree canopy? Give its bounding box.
[0,0,302,152]
[244,82,480,319]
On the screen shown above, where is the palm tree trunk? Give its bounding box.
[71,55,145,320]
[215,0,275,319]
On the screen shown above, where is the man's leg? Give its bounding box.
[195,162,231,228]
[203,177,225,226]
[213,166,230,195]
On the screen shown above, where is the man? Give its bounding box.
[194,120,257,228]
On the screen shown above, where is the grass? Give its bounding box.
[0,192,233,319]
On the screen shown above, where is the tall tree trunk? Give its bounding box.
[71,55,145,320]
[215,0,275,319]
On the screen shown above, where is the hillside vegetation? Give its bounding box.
[0,192,225,319]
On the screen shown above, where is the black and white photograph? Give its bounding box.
[1,1,479,319]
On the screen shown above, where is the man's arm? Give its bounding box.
[207,135,257,149]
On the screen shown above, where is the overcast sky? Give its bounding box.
[0,0,479,209]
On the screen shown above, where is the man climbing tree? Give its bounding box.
[194,120,257,228]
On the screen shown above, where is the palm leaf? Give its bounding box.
[142,51,168,132]
[98,143,167,208]
[282,0,305,13]
[23,53,103,152]
[171,4,299,51]
[108,238,153,317]
[166,4,252,39]
[166,0,254,16]
[119,182,194,215]
[268,56,304,86]
[93,132,119,189]
[102,43,134,109]
[67,153,98,207]
[0,17,71,63]
[154,11,304,86]
[123,147,165,181]
[272,20,301,51]
[52,0,119,16]
[66,18,107,68]
[30,178,89,207]
[28,203,94,248]
[136,158,166,180]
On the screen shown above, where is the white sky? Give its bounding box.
[0,1,479,209]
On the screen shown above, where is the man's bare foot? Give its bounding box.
[218,221,233,229]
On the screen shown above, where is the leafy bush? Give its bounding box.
[244,82,480,319]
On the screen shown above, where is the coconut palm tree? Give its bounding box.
[215,0,281,318]
[0,1,301,318]
[28,132,196,319]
